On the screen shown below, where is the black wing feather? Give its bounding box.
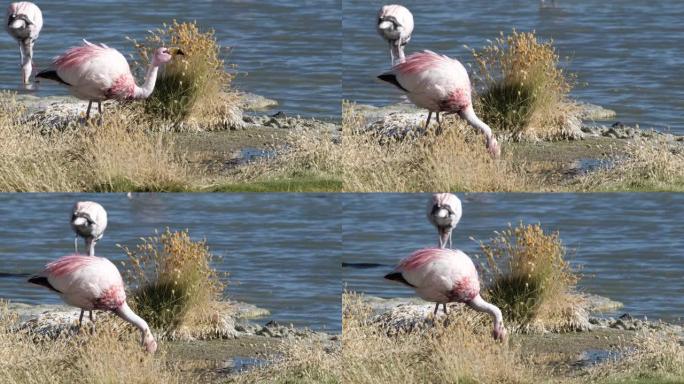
[384,272,415,287]
[35,70,71,86]
[377,73,408,92]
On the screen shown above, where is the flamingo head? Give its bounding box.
[143,330,157,353]
[492,321,507,342]
[486,136,501,159]
[152,47,185,66]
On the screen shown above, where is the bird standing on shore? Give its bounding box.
[36,40,184,119]
[5,2,42,85]
[378,50,501,158]
[427,193,462,249]
[28,254,157,353]
[71,201,107,325]
[377,4,414,65]
[385,247,507,341]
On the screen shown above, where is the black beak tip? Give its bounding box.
[177,50,185,56]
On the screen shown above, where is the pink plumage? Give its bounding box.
[29,255,157,353]
[386,247,507,341]
[37,41,183,119]
[379,50,501,158]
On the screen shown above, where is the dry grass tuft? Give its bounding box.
[577,137,684,191]
[0,301,191,384]
[341,101,533,192]
[229,127,342,188]
[588,330,684,383]
[470,30,581,141]
[478,223,583,332]
[131,20,240,126]
[341,292,539,384]
[120,229,226,333]
[229,339,341,384]
[0,92,192,192]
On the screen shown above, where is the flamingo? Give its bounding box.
[378,50,501,158]
[427,193,462,249]
[71,201,108,257]
[36,40,184,119]
[70,201,107,325]
[28,254,157,353]
[5,2,42,85]
[377,4,414,65]
[385,248,507,341]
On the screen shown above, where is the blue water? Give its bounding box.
[343,193,684,323]
[343,0,684,133]
[0,193,341,332]
[0,0,341,118]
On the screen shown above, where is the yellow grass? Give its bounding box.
[119,229,226,333]
[576,137,684,191]
[478,223,583,332]
[0,302,193,384]
[341,292,539,384]
[131,20,240,125]
[470,30,581,140]
[341,101,533,192]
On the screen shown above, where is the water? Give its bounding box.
[342,193,684,323]
[0,193,341,332]
[343,0,684,133]
[0,0,341,119]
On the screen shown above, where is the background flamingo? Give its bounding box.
[385,247,507,341]
[71,201,108,257]
[377,4,414,65]
[5,2,42,85]
[71,201,108,325]
[427,193,462,249]
[378,50,501,158]
[28,254,157,353]
[36,40,184,119]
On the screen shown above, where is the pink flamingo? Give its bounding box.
[28,254,157,353]
[385,248,507,341]
[377,4,414,65]
[71,201,108,257]
[427,193,462,249]
[36,40,184,119]
[378,50,501,158]
[5,2,42,85]
[71,201,108,324]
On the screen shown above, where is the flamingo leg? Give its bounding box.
[98,102,102,115]
[89,310,95,323]
[86,101,92,119]
[425,112,432,129]
[443,303,448,315]
[435,112,444,135]
[433,303,439,316]
[78,309,84,329]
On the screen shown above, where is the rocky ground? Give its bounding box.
[8,300,339,378]
[360,295,683,374]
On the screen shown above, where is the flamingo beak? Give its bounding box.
[378,20,393,30]
[170,48,185,56]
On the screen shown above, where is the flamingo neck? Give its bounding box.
[133,63,160,99]
[114,302,152,345]
[20,40,33,85]
[467,294,503,332]
[460,106,493,142]
[85,237,95,257]
[390,42,406,66]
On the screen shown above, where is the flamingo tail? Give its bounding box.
[27,276,61,293]
[384,272,415,287]
[36,70,71,86]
